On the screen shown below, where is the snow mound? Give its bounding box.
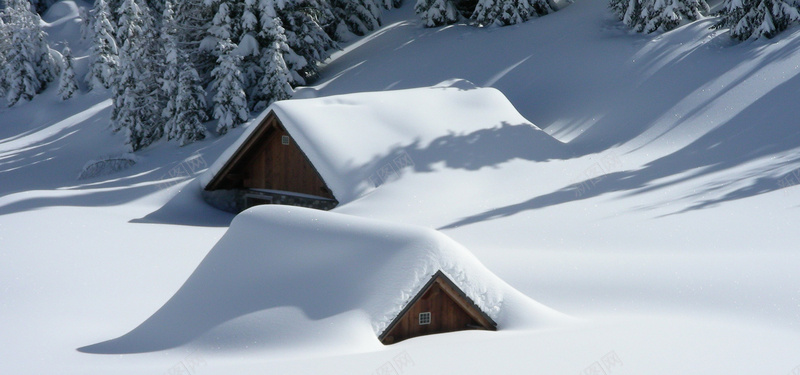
[80,205,564,354]
[201,82,567,204]
[42,0,79,24]
[77,154,137,180]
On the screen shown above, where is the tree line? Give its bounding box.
[1,0,798,152]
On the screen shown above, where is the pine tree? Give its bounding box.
[173,0,214,78]
[254,41,294,110]
[0,17,9,100]
[473,0,555,26]
[113,0,162,150]
[714,0,800,40]
[414,0,458,27]
[260,0,309,86]
[79,7,92,40]
[86,0,119,90]
[58,44,78,100]
[609,0,643,29]
[641,0,709,33]
[208,1,234,42]
[3,0,58,106]
[611,0,709,33]
[243,0,296,110]
[277,0,338,83]
[329,0,381,40]
[211,40,249,135]
[161,0,182,139]
[238,0,262,97]
[174,61,208,145]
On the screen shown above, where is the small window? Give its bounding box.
[419,312,431,325]
[281,135,290,145]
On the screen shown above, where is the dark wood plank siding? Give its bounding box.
[381,279,490,344]
[243,123,332,198]
[211,114,334,200]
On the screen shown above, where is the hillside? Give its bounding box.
[2,0,800,374]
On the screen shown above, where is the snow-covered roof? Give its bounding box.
[81,205,563,353]
[201,80,564,204]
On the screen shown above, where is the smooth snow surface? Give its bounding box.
[202,81,567,204]
[3,0,800,374]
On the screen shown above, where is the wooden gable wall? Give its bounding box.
[380,271,497,345]
[206,112,334,200]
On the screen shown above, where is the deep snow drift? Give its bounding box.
[80,205,564,354]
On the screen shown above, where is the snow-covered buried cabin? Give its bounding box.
[201,81,564,212]
[379,269,497,344]
[79,206,563,353]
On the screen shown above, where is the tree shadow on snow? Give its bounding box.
[332,121,574,203]
[441,69,800,229]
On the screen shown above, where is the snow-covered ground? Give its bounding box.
[2,0,800,374]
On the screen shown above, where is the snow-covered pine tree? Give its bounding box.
[142,0,167,139]
[161,0,181,139]
[472,0,554,26]
[86,0,119,90]
[113,0,162,150]
[253,40,294,111]
[159,0,206,147]
[277,0,338,83]
[473,0,525,26]
[238,0,262,98]
[329,0,381,40]
[234,0,296,110]
[522,0,553,16]
[609,0,642,29]
[144,0,165,22]
[640,0,709,33]
[714,0,800,40]
[472,0,500,25]
[173,0,215,78]
[0,17,8,99]
[414,0,458,27]
[174,59,208,145]
[612,0,709,33]
[258,0,309,87]
[208,1,235,42]
[3,0,59,106]
[79,7,92,40]
[58,44,78,100]
[211,40,248,135]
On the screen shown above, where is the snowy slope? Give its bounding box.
[2,0,800,374]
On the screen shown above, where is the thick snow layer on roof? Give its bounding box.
[200,80,566,203]
[80,205,564,354]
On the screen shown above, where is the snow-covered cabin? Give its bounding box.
[379,269,497,344]
[201,81,564,212]
[80,206,562,353]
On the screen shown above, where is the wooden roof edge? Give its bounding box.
[378,271,441,341]
[204,110,338,202]
[377,270,497,341]
[204,110,278,191]
[433,271,498,330]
